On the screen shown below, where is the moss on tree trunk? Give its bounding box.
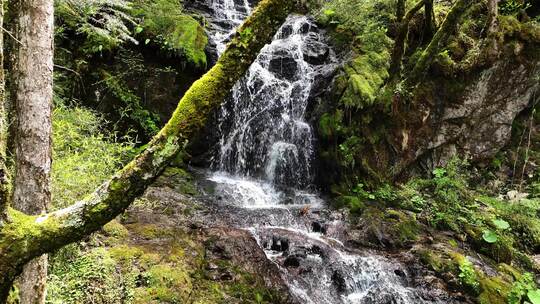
[389,0,425,77]
[0,0,8,226]
[407,0,472,84]
[0,0,302,300]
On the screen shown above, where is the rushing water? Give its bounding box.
[204,5,454,304]
[209,0,252,54]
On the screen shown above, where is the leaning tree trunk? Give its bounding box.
[406,0,471,85]
[11,0,54,303]
[0,0,301,300]
[0,0,8,226]
[389,0,425,77]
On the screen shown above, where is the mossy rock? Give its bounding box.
[478,276,513,304]
[357,207,420,249]
[102,219,129,239]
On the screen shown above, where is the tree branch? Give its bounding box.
[405,0,471,85]
[0,0,300,299]
[389,0,425,77]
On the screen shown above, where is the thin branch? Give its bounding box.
[0,26,21,45]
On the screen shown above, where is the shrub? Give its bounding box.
[52,105,136,209]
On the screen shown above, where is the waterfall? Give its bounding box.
[209,0,252,55]
[203,4,458,304]
[215,15,325,189]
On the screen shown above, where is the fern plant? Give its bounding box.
[55,0,138,54]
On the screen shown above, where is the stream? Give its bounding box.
[199,1,460,303]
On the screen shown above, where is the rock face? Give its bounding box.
[268,47,299,80]
[315,41,540,184]
[422,58,540,169]
[303,32,330,65]
[123,167,295,303]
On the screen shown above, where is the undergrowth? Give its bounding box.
[52,104,136,209]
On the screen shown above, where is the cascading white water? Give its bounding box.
[214,15,321,189]
[210,0,252,54]
[205,6,455,304]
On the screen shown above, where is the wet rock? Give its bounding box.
[299,22,313,34]
[284,255,302,268]
[310,245,323,256]
[283,248,308,268]
[206,262,219,271]
[220,270,235,281]
[331,270,347,293]
[311,221,326,234]
[271,235,290,252]
[268,48,298,80]
[279,23,293,38]
[394,269,407,278]
[302,33,330,65]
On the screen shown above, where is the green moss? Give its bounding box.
[109,245,145,264]
[381,209,420,244]
[418,249,446,272]
[102,219,129,239]
[48,247,132,303]
[319,111,343,140]
[135,264,192,303]
[340,50,391,109]
[434,50,456,75]
[157,166,198,195]
[334,196,366,215]
[452,254,481,294]
[478,276,512,304]
[126,224,174,239]
[132,0,208,68]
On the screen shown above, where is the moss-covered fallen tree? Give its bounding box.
[0,0,302,300]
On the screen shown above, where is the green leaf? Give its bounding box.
[529,289,540,304]
[433,168,447,178]
[482,230,498,243]
[145,39,151,45]
[493,219,510,230]
[135,26,143,34]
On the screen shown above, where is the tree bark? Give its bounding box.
[486,0,498,36]
[0,0,300,300]
[0,0,9,225]
[389,0,425,77]
[396,0,406,23]
[11,0,54,303]
[406,0,471,85]
[423,0,435,39]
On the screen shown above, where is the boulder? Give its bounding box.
[268,48,298,80]
[302,33,330,65]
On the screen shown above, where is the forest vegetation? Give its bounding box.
[0,0,539,303]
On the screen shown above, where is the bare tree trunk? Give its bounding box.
[0,0,9,225]
[396,0,406,22]
[0,0,301,300]
[423,0,435,39]
[486,0,499,35]
[11,0,54,303]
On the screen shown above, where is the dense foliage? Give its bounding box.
[5,0,540,303]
